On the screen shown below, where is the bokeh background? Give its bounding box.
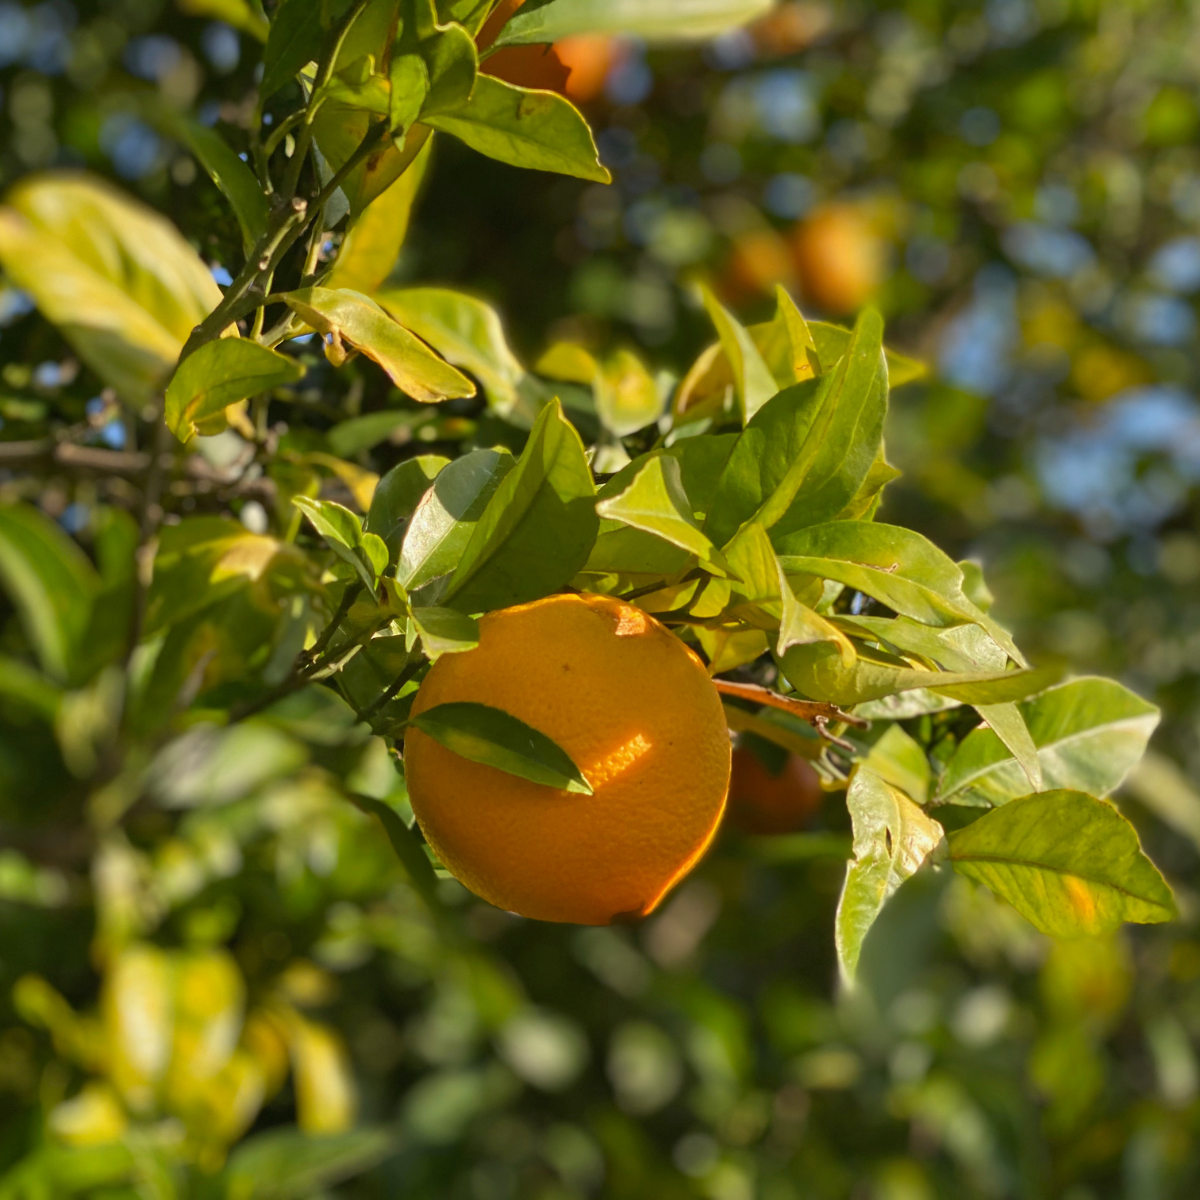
[5,0,1200,1196]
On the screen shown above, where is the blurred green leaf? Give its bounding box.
[443,399,598,611]
[835,767,944,984]
[423,75,610,182]
[948,790,1176,936]
[494,0,774,45]
[0,174,223,403]
[224,1125,395,1200]
[410,700,593,794]
[0,504,99,683]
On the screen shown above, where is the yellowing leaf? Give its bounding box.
[283,287,476,402]
[0,173,224,403]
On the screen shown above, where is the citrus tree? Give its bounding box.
[0,0,1180,1195]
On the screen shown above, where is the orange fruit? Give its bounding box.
[556,35,619,102]
[726,745,823,835]
[404,593,731,925]
[790,204,885,315]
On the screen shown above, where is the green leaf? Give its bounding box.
[223,1126,397,1200]
[166,338,305,441]
[494,0,774,46]
[704,310,887,547]
[809,320,926,387]
[973,701,1043,793]
[443,399,599,612]
[260,0,325,99]
[777,521,1025,664]
[1126,752,1200,855]
[580,526,694,581]
[0,504,99,684]
[721,522,855,663]
[405,7,479,119]
[935,677,1160,809]
[595,456,728,573]
[596,349,666,437]
[164,115,269,253]
[365,455,450,562]
[293,496,381,590]
[835,768,944,984]
[410,700,593,794]
[947,789,1176,936]
[400,448,515,591]
[377,287,526,410]
[0,173,224,404]
[328,135,433,295]
[861,725,931,806]
[283,287,476,402]
[0,655,62,720]
[179,0,269,40]
[423,75,610,183]
[698,284,777,424]
[409,606,480,657]
[780,639,1060,708]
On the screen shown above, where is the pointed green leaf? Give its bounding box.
[408,606,480,658]
[400,448,515,591]
[974,702,1043,793]
[365,455,451,562]
[165,116,269,253]
[261,0,324,99]
[166,338,304,441]
[410,700,593,794]
[777,521,1025,665]
[810,319,926,386]
[861,725,931,805]
[836,768,944,984]
[293,496,379,590]
[698,284,777,424]
[494,0,774,46]
[443,399,598,611]
[935,677,1160,809]
[595,456,727,572]
[424,75,610,182]
[377,287,526,410]
[283,287,476,402]
[947,789,1175,936]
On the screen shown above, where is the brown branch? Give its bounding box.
[713,679,868,729]
[0,439,152,474]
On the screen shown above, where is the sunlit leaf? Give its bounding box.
[442,399,598,611]
[947,789,1176,936]
[283,287,476,401]
[166,338,304,441]
[835,768,944,984]
[494,0,774,46]
[365,454,451,561]
[0,173,224,403]
[410,700,593,793]
[423,75,610,182]
[935,677,1159,808]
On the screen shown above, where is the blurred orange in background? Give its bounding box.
[484,36,621,103]
[725,744,824,835]
[791,203,886,314]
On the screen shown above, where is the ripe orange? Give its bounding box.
[725,746,823,835]
[404,593,731,925]
[790,204,884,315]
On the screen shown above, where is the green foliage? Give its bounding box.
[0,0,1190,1195]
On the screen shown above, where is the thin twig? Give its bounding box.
[360,661,420,723]
[713,679,868,729]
